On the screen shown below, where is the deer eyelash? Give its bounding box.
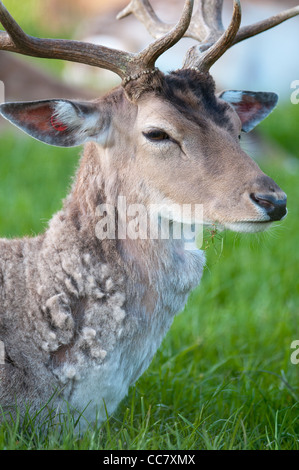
[143,130,170,142]
[143,130,182,149]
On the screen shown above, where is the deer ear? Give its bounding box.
[0,99,110,147]
[219,91,278,132]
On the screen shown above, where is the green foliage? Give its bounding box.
[0,132,79,237]
[259,103,299,159]
[1,0,47,38]
[0,0,77,75]
[1,0,73,38]
[0,121,299,449]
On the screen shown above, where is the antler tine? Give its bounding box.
[190,0,224,46]
[117,0,211,42]
[234,5,299,45]
[136,0,194,70]
[202,0,223,32]
[117,0,170,39]
[183,0,241,72]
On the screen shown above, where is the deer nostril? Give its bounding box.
[250,193,274,210]
[250,193,287,221]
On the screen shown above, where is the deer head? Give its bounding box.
[1,0,298,234]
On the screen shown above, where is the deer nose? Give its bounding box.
[250,192,287,221]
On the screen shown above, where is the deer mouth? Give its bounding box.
[219,189,288,233]
[222,221,274,233]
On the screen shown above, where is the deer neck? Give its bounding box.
[59,142,205,296]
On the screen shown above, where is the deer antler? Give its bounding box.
[117,0,224,43]
[185,0,299,72]
[117,0,171,39]
[118,0,299,73]
[0,0,194,82]
[184,0,241,72]
[234,5,299,44]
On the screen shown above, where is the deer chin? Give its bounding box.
[221,221,273,233]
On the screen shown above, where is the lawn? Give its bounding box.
[0,103,298,449]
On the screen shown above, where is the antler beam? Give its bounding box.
[136,0,193,71]
[0,0,194,81]
[0,1,134,78]
[1,0,299,80]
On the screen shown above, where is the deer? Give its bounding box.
[0,0,298,427]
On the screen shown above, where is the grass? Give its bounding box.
[0,132,79,237]
[0,117,299,450]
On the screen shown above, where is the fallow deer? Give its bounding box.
[0,0,298,425]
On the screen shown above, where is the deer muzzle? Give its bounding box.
[250,192,287,222]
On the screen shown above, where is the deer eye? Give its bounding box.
[143,130,170,142]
